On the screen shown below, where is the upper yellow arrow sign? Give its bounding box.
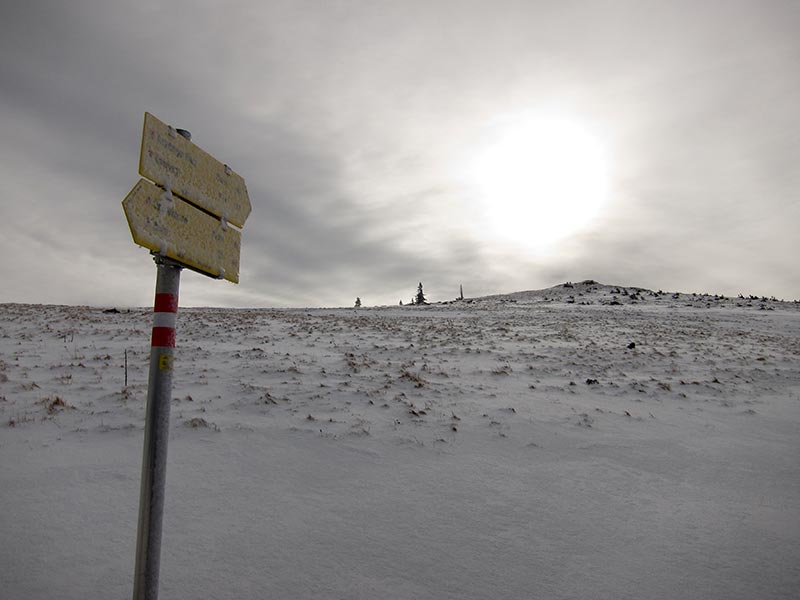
[139,112,251,228]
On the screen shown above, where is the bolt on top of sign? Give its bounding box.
[123,112,251,283]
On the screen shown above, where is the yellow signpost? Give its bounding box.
[124,113,251,600]
[122,178,242,283]
[139,112,251,228]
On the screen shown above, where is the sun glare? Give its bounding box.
[473,115,609,250]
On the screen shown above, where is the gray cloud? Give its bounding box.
[1,0,799,307]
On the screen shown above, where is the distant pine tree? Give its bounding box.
[416,282,427,305]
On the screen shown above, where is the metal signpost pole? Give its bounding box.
[132,256,182,600]
[123,114,250,599]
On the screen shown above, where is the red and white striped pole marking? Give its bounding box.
[134,257,182,600]
[151,292,178,351]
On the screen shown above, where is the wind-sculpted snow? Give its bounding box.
[1,289,799,598]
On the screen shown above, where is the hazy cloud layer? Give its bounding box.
[1,0,798,307]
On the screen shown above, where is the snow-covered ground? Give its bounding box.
[2,282,799,599]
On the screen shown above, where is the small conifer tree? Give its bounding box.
[416,282,427,305]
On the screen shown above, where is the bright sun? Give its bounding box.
[473,115,609,250]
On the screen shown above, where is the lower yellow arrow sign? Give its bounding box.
[122,179,242,283]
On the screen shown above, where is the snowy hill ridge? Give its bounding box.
[1,280,797,311]
[442,279,799,311]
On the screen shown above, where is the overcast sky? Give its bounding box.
[1,0,798,307]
